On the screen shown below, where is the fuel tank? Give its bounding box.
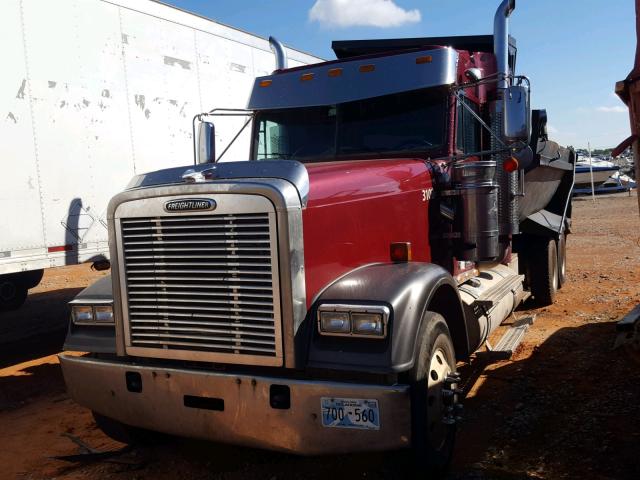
[458,262,525,351]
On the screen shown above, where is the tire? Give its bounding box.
[20,269,44,289]
[93,412,168,445]
[0,275,29,311]
[406,312,458,477]
[529,237,558,306]
[557,233,567,288]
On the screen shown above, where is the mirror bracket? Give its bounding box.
[192,109,254,165]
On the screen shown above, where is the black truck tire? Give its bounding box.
[93,412,168,445]
[21,269,45,289]
[557,233,567,288]
[406,311,458,477]
[529,237,558,306]
[0,274,29,311]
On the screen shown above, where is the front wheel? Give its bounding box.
[407,312,459,476]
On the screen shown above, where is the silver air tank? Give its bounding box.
[493,0,519,238]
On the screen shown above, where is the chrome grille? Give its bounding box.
[119,212,280,360]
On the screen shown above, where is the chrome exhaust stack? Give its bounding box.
[269,36,288,72]
[494,0,515,93]
[492,0,519,243]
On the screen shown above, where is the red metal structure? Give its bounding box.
[613,0,640,352]
[614,0,640,213]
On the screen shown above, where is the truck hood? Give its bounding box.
[125,160,310,207]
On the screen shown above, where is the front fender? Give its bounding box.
[306,263,468,373]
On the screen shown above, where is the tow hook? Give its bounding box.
[442,372,464,425]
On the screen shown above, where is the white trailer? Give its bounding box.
[0,0,321,309]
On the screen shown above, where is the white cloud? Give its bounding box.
[309,0,421,28]
[596,105,628,113]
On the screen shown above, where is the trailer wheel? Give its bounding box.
[21,269,44,289]
[0,275,29,311]
[407,312,458,476]
[93,412,168,445]
[557,233,567,288]
[529,237,558,306]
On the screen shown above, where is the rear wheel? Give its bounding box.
[0,275,28,311]
[407,312,459,477]
[529,237,558,306]
[557,233,567,288]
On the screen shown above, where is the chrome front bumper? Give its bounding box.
[59,355,412,455]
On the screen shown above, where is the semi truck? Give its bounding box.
[0,0,320,310]
[60,0,575,473]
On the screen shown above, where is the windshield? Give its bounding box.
[253,88,447,162]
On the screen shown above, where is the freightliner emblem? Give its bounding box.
[164,198,216,212]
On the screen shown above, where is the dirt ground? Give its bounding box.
[1,193,639,480]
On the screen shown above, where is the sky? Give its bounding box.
[165,0,636,150]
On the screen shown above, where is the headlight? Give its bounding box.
[94,305,114,323]
[352,312,385,336]
[319,311,351,334]
[71,306,94,324]
[71,304,114,325]
[317,304,389,339]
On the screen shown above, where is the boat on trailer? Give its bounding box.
[574,157,620,190]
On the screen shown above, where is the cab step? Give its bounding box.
[481,315,536,360]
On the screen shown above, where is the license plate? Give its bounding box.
[321,397,380,430]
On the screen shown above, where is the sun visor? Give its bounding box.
[248,47,458,111]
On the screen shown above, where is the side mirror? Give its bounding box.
[197,121,216,164]
[503,85,530,144]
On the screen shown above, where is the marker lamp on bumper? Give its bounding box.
[317,304,389,339]
[71,304,114,325]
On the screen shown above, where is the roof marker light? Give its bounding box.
[416,55,433,64]
[301,73,314,82]
[328,68,343,77]
[359,64,375,73]
[259,79,272,87]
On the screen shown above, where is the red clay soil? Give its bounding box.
[0,193,639,480]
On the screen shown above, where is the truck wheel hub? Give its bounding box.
[427,347,453,449]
